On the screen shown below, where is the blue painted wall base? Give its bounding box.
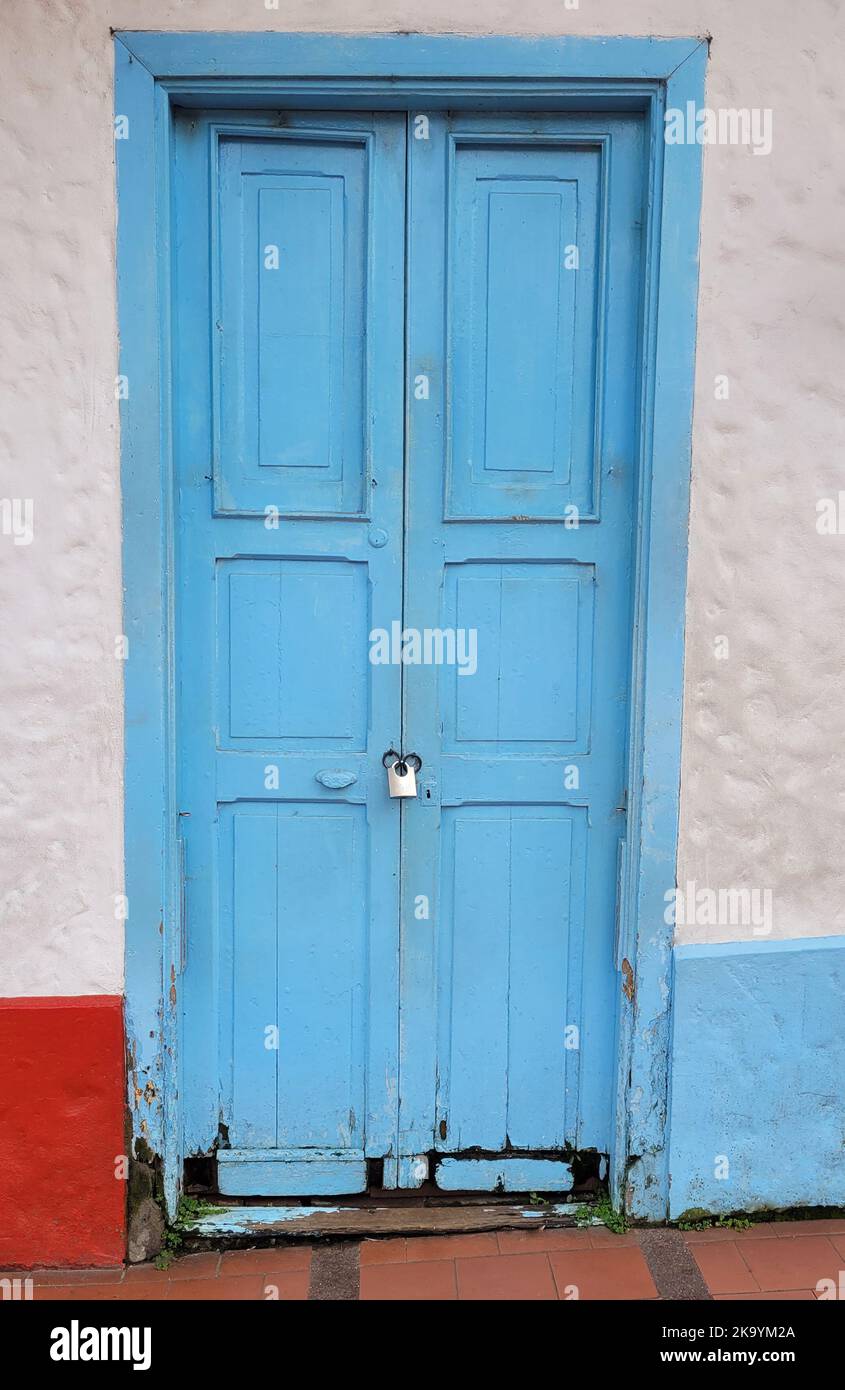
[669,936,845,1218]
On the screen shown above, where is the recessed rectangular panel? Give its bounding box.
[439,814,510,1151]
[276,806,366,1148]
[437,806,586,1152]
[221,803,368,1152]
[257,183,338,471]
[216,132,369,515]
[219,558,367,749]
[442,561,594,752]
[217,1150,367,1197]
[481,186,574,475]
[447,138,602,520]
[436,1158,574,1192]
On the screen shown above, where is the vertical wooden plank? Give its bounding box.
[276,808,365,1149]
[443,814,511,1150]
[230,811,278,1147]
[507,814,571,1148]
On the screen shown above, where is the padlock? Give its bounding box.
[383,751,422,799]
[387,758,417,798]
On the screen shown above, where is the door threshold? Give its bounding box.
[183,1200,587,1248]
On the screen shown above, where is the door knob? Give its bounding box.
[315,769,358,789]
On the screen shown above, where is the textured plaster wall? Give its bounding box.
[0,1,842,995]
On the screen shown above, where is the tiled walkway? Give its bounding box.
[8,1219,845,1301]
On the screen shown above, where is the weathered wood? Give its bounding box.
[184,1202,583,1248]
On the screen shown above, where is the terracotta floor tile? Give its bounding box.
[359,1238,407,1265]
[34,1285,132,1301]
[549,1247,658,1300]
[33,1267,124,1285]
[102,1285,171,1301]
[123,1263,172,1285]
[259,1271,311,1301]
[361,1259,457,1300]
[691,1241,759,1295]
[717,1290,817,1300]
[66,1283,169,1301]
[497,1228,592,1255]
[586,1227,638,1248]
[219,1245,312,1274]
[168,1274,267,1300]
[456,1252,557,1301]
[405,1233,499,1262]
[829,1233,845,1262]
[732,1223,787,1240]
[739,1236,841,1293]
[167,1252,221,1280]
[788,1218,845,1237]
[684,1222,790,1244]
[682,1226,742,1244]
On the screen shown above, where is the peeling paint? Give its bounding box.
[621,957,635,1003]
[185,1201,578,1239]
[189,1205,343,1235]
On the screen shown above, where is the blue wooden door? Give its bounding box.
[174,112,406,1196]
[397,113,644,1191]
[174,109,644,1196]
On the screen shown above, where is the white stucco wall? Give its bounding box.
[0,0,842,994]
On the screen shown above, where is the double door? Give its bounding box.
[174,107,644,1194]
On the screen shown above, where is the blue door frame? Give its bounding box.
[115,31,706,1221]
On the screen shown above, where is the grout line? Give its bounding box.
[733,1239,761,1291]
[636,1229,712,1300]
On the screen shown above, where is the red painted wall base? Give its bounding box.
[0,996,125,1268]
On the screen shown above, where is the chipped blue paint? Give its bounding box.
[115,40,182,1218]
[437,1159,574,1193]
[116,32,705,1219]
[520,1205,576,1220]
[188,1206,342,1235]
[187,1201,577,1236]
[669,937,845,1218]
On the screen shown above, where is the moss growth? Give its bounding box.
[154,1197,219,1270]
[577,1198,627,1235]
[676,1204,845,1234]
